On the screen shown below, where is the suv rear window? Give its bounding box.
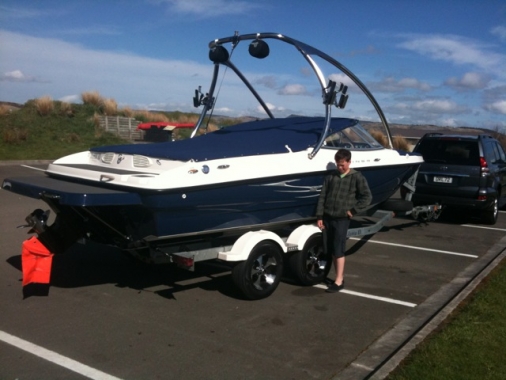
[416,139,479,166]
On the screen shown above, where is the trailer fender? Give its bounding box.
[286,224,322,250]
[218,230,286,262]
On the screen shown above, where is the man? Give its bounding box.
[316,149,372,293]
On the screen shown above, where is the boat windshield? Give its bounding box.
[324,122,383,150]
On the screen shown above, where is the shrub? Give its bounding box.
[393,135,411,151]
[81,91,102,106]
[102,98,118,116]
[133,110,169,123]
[0,104,12,116]
[59,101,74,117]
[177,114,200,124]
[34,95,54,116]
[121,107,134,118]
[370,129,388,147]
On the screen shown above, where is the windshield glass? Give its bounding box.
[324,122,383,150]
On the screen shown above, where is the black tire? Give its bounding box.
[289,234,331,286]
[377,199,414,212]
[231,241,283,300]
[481,197,498,225]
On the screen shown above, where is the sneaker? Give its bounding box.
[325,282,344,293]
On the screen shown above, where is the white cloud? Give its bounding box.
[484,100,506,115]
[0,5,52,19]
[59,94,80,103]
[0,69,45,83]
[389,98,469,115]
[368,76,431,93]
[152,0,261,18]
[328,73,358,93]
[384,98,472,127]
[440,118,459,127]
[60,27,122,36]
[398,34,506,78]
[257,102,285,114]
[0,30,211,109]
[491,26,506,42]
[2,70,25,81]
[255,75,278,89]
[278,84,308,95]
[412,99,467,113]
[213,107,234,114]
[445,72,491,91]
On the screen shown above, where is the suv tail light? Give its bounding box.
[480,156,489,176]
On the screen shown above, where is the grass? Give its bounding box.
[0,94,230,160]
[0,98,126,160]
[388,258,506,380]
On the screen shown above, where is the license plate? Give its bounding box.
[433,176,452,183]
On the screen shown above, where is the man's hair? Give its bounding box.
[335,149,351,162]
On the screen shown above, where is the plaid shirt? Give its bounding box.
[316,169,372,218]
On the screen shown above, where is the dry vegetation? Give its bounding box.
[3,128,29,144]
[121,106,134,118]
[59,101,73,117]
[370,129,388,147]
[102,98,118,116]
[81,91,102,106]
[370,129,412,151]
[34,95,54,116]
[0,104,13,116]
[80,91,203,128]
[393,135,410,151]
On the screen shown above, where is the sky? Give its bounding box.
[1,0,505,130]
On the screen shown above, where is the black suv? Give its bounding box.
[411,133,506,224]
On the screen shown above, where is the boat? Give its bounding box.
[3,32,423,262]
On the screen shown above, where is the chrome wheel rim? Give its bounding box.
[251,254,278,290]
[305,245,327,278]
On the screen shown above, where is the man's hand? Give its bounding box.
[347,210,353,218]
[317,219,325,230]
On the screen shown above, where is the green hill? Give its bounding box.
[0,100,126,160]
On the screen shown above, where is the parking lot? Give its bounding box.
[1,164,505,380]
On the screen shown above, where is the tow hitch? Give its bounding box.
[402,169,444,222]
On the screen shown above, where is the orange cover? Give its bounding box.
[21,236,54,286]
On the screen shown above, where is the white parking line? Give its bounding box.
[314,284,417,307]
[349,237,478,258]
[20,165,46,172]
[461,224,506,232]
[0,330,123,380]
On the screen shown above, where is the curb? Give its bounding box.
[334,234,506,380]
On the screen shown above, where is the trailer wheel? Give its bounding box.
[289,234,331,286]
[231,241,283,300]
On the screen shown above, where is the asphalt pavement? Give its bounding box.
[1,163,505,380]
